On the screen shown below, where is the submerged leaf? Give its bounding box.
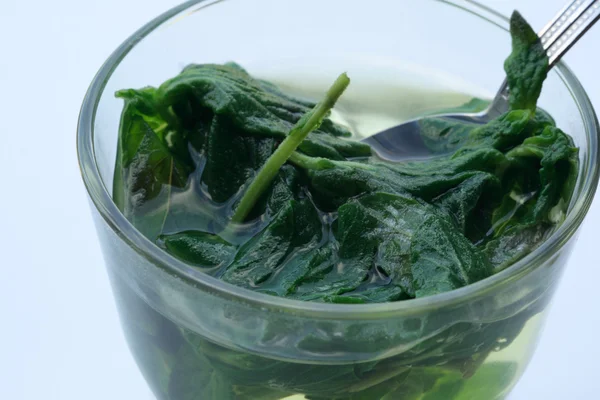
[221,199,322,288]
[113,88,193,239]
[159,231,236,271]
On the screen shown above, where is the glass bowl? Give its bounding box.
[77,0,600,399]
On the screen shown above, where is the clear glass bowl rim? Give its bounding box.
[77,0,600,319]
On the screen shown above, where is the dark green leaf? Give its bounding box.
[156,63,370,162]
[159,231,236,271]
[485,223,550,272]
[201,115,275,203]
[295,147,509,211]
[113,88,193,239]
[418,117,478,155]
[410,211,492,298]
[432,173,502,240]
[168,341,236,400]
[506,125,578,223]
[221,199,322,288]
[505,11,549,111]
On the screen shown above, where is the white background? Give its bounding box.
[1,0,598,399]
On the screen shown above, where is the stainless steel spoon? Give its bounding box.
[363,0,600,162]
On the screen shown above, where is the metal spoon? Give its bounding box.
[363,0,600,162]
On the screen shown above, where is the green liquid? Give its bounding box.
[268,67,487,141]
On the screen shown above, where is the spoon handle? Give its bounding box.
[491,0,599,116]
[540,0,600,66]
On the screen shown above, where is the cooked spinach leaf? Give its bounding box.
[113,87,193,239]
[222,199,323,288]
[505,11,549,111]
[158,231,236,271]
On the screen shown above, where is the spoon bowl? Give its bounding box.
[364,0,600,161]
